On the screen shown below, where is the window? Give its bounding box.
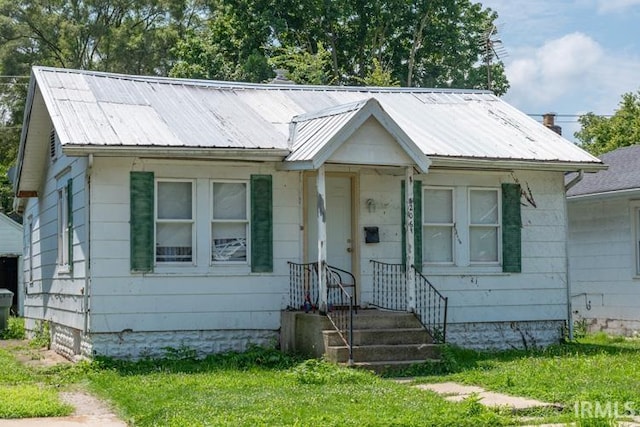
[633,203,640,276]
[423,187,454,263]
[469,189,500,263]
[130,172,272,273]
[211,181,248,263]
[57,180,72,268]
[155,180,194,263]
[422,186,502,268]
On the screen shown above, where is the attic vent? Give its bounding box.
[49,129,57,159]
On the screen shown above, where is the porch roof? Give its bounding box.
[283,98,431,172]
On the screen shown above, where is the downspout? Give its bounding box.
[563,170,584,341]
[83,154,93,335]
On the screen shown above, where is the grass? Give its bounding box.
[3,327,640,425]
[87,348,514,426]
[0,346,76,418]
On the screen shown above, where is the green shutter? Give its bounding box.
[413,180,422,272]
[401,179,422,270]
[130,171,154,273]
[67,178,73,269]
[251,175,273,273]
[502,183,522,273]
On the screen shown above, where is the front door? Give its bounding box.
[306,175,353,273]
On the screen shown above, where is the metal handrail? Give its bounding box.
[325,265,354,365]
[412,265,448,343]
[369,260,448,344]
[288,261,356,364]
[370,260,407,311]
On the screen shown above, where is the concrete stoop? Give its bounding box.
[321,309,442,373]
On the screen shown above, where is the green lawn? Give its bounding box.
[0,345,75,418]
[3,329,640,426]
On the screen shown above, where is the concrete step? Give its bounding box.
[325,343,441,363]
[349,310,423,330]
[348,359,441,375]
[323,328,433,347]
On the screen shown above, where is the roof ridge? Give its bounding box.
[32,65,494,95]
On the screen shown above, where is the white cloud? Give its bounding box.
[597,0,640,13]
[505,32,603,106]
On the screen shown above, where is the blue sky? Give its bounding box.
[479,0,640,141]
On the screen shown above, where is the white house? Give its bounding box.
[568,145,640,335]
[13,66,603,360]
[0,212,23,315]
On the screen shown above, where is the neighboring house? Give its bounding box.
[568,145,640,335]
[0,212,23,315]
[13,66,603,360]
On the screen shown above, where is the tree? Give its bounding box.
[575,92,640,155]
[0,0,211,212]
[171,0,508,92]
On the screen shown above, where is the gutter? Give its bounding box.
[564,170,584,192]
[563,170,584,341]
[83,154,93,335]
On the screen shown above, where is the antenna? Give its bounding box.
[478,23,508,92]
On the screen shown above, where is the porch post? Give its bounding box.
[405,166,416,312]
[317,165,328,314]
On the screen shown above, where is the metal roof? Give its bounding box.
[29,66,603,169]
[567,145,640,198]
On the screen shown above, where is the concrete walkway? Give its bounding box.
[414,381,561,412]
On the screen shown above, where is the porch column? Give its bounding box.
[405,166,416,312]
[317,165,328,314]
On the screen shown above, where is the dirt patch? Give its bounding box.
[0,339,126,426]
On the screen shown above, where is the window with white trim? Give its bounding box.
[469,188,500,263]
[423,187,454,264]
[155,180,194,263]
[211,181,249,263]
[423,186,502,267]
[633,203,640,276]
[57,186,69,267]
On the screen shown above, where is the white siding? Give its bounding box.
[88,158,301,333]
[22,146,89,332]
[359,169,569,325]
[0,214,22,255]
[568,196,640,334]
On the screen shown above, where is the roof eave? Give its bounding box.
[568,187,640,201]
[61,145,291,161]
[429,156,606,172]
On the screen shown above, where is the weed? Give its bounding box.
[30,320,50,349]
[0,316,25,340]
[291,359,374,385]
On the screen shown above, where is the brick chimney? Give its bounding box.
[542,112,562,135]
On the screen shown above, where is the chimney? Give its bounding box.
[542,112,562,135]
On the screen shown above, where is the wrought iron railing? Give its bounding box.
[413,266,448,344]
[288,262,319,312]
[287,262,356,363]
[325,266,355,365]
[370,260,448,343]
[370,260,407,311]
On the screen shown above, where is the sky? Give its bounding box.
[479,0,640,142]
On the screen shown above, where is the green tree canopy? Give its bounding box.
[171,0,509,93]
[0,0,510,212]
[575,92,640,156]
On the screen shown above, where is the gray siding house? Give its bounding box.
[13,66,603,360]
[568,145,640,335]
